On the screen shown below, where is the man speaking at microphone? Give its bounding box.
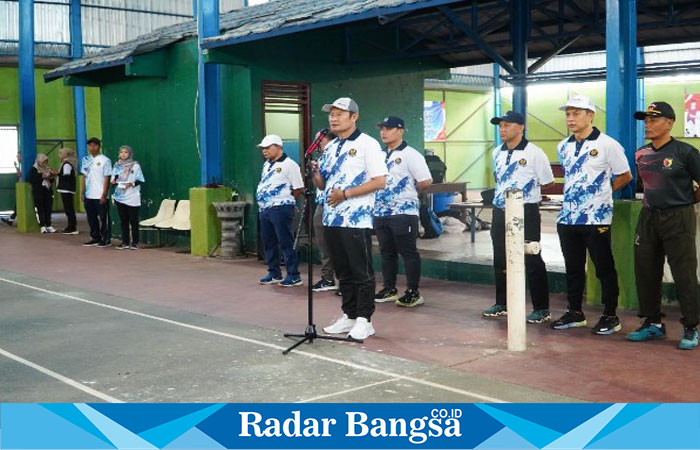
[311,98,388,340]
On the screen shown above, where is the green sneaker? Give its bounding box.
[527,309,552,324]
[626,321,666,341]
[678,327,698,350]
[482,304,507,317]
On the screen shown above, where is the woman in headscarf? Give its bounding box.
[57,148,79,234]
[29,153,57,233]
[111,145,145,249]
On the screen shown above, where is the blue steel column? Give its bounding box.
[493,63,502,147]
[510,0,529,117]
[197,0,222,184]
[637,47,646,149]
[606,0,637,199]
[70,0,87,162]
[19,0,36,180]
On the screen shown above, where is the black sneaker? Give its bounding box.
[115,243,130,250]
[1,218,13,226]
[312,278,337,292]
[396,289,424,308]
[375,287,398,303]
[97,241,112,248]
[592,315,622,335]
[82,239,100,247]
[551,311,587,330]
[61,228,79,235]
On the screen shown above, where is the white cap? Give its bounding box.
[321,97,359,113]
[559,95,596,113]
[257,134,283,148]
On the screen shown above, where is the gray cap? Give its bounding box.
[321,97,359,113]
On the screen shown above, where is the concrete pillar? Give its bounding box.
[586,200,642,309]
[190,187,232,256]
[506,189,526,351]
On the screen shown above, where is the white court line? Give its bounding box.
[0,347,123,403]
[296,378,401,403]
[0,277,507,403]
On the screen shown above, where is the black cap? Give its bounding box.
[634,102,676,120]
[87,137,102,146]
[490,111,525,125]
[377,116,405,129]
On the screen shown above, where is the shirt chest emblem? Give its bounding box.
[348,149,357,157]
[518,158,527,166]
[394,157,402,165]
[589,149,599,157]
[663,158,673,168]
[275,167,282,173]
[96,162,101,167]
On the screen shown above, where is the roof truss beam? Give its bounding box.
[437,5,516,74]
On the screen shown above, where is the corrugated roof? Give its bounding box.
[45,0,700,82]
[206,0,455,47]
[1,0,245,59]
[45,0,451,80]
[44,18,197,80]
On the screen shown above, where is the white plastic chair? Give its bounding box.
[171,201,191,231]
[140,199,176,227]
[156,200,190,230]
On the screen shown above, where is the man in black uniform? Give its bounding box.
[627,101,700,350]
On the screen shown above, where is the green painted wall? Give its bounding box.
[426,80,700,189]
[99,42,201,234]
[424,89,494,188]
[89,27,700,257]
[645,79,700,147]
[0,66,101,212]
[95,33,445,250]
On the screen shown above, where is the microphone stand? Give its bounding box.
[283,137,360,354]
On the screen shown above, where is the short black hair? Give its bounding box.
[87,137,101,146]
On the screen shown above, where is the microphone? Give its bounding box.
[305,128,329,156]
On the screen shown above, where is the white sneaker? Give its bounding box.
[348,317,375,340]
[40,226,47,233]
[45,226,56,233]
[323,314,356,334]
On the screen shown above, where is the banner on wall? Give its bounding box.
[424,101,447,142]
[684,94,700,137]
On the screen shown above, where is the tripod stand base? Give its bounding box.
[283,324,362,354]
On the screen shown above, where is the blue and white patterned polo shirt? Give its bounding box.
[374,141,432,217]
[557,128,630,225]
[492,138,554,209]
[256,153,304,211]
[318,129,387,228]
